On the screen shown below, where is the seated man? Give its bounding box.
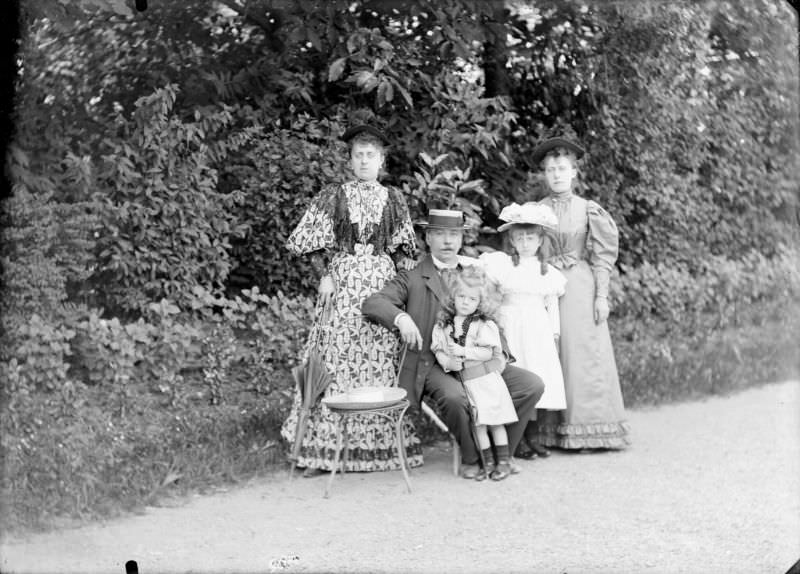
[362,209,545,478]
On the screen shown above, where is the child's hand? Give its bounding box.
[445,357,464,372]
[447,342,466,358]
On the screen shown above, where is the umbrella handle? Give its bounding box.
[395,343,408,387]
[306,296,333,358]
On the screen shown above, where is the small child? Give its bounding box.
[431,265,518,481]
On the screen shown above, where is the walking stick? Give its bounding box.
[461,381,488,473]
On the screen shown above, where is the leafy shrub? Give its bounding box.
[71,312,146,387]
[611,246,800,406]
[612,246,800,335]
[224,113,349,296]
[139,300,204,408]
[186,285,316,398]
[615,300,800,407]
[1,290,313,532]
[0,187,67,333]
[94,85,251,313]
[3,315,76,394]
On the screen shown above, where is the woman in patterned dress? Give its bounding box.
[532,136,630,450]
[280,122,424,476]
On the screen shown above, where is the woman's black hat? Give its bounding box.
[341,124,390,146]
[531,137,585,164]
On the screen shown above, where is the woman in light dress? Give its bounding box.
[533,136,630,450]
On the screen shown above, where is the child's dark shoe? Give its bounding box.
[475,460,495,481]
[490,461,511,481]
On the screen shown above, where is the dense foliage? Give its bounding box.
[2,0,798,530]
[9,0,798,296]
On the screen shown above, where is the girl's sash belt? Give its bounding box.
[458,359,503,382]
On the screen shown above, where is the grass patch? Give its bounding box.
[616,302,799,407]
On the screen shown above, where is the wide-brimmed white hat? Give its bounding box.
[497,202,558,233]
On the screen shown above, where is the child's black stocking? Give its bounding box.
[495,443,510,465]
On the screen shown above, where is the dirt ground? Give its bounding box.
[1,380,799,574]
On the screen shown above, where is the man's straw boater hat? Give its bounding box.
[416,209,471,230]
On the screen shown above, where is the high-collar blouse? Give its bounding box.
[538,194,619,273]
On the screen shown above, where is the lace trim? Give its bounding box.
[292,448,424,473]
[316,182,415,257]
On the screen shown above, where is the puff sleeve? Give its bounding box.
[544,264,567,297]
[431,324,459,372]
[479,251,513,289]
[285,184,338,255]
[386,187,417,258]
[466,320,502,360]
[586,200,619,299]
[430,324,450,354]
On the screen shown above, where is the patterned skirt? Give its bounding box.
[280,247,423,471]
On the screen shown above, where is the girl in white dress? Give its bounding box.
[431,265,518,481]
[480,203,567,458]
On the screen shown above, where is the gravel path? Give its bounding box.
[2,380,799,574]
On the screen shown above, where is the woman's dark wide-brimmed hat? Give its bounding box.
[530,137,585,165]
[416,209,471,230]
[341,124,391,146]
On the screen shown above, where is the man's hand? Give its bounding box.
[594,297,610,324]
[397,314,423,350]
[318,275,335,306]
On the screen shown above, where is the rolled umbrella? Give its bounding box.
[461,382,488,474]
[288,345,332,477]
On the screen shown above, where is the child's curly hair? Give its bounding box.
[436,265,502,330]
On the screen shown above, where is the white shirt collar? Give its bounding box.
[431,255,458,270]
[431,254,480,270]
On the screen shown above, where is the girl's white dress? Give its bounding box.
[481,251,567,410]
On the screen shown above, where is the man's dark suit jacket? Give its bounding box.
[362,254,487,405]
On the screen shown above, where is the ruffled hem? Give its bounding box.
[291,451,424,473]
[281,407,425,472]
[538,420,631,450]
